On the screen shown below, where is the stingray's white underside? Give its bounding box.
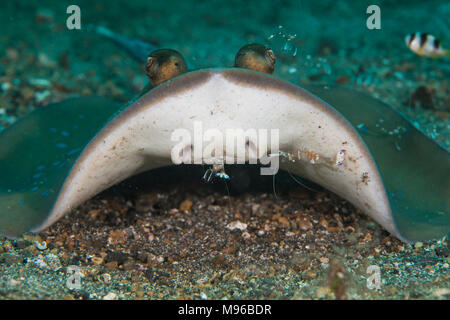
[33,69,399,238]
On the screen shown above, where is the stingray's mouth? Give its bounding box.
[170,124,281,175]
[171,139,280,175]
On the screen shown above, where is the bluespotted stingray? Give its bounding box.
[0,42,448,243]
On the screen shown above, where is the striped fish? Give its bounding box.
[405,32,450,58]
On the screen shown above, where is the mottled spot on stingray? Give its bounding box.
[32,173,43,179]
[357,123,369,133]
[56,162,66,168]
[67,148,81,156]
[61,131,70,137]
[55,143,67,149]
[30,186,39,192]
[49,128,57,133]
[18,201,24,205]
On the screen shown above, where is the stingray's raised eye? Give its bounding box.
[234,43,276,74]
[145,49,188,86]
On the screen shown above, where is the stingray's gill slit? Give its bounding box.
[170,142,194,165]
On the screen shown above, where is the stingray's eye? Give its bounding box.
[145,56,158,78]
[234,43,276,74]
[265,48,275,65]
[145,49,188,86]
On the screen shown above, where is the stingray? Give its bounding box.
[0,44,448,242]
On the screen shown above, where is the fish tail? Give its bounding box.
[86,24,116,40]
[87,24,157,63]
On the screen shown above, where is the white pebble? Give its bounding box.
[35,241,47,250]
[103,292,118,300]
[226,221,247,231]
[101,273,111,283]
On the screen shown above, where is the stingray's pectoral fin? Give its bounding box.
[0,191,57,238]
[0,96,121,238]
[306,85,450,242]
